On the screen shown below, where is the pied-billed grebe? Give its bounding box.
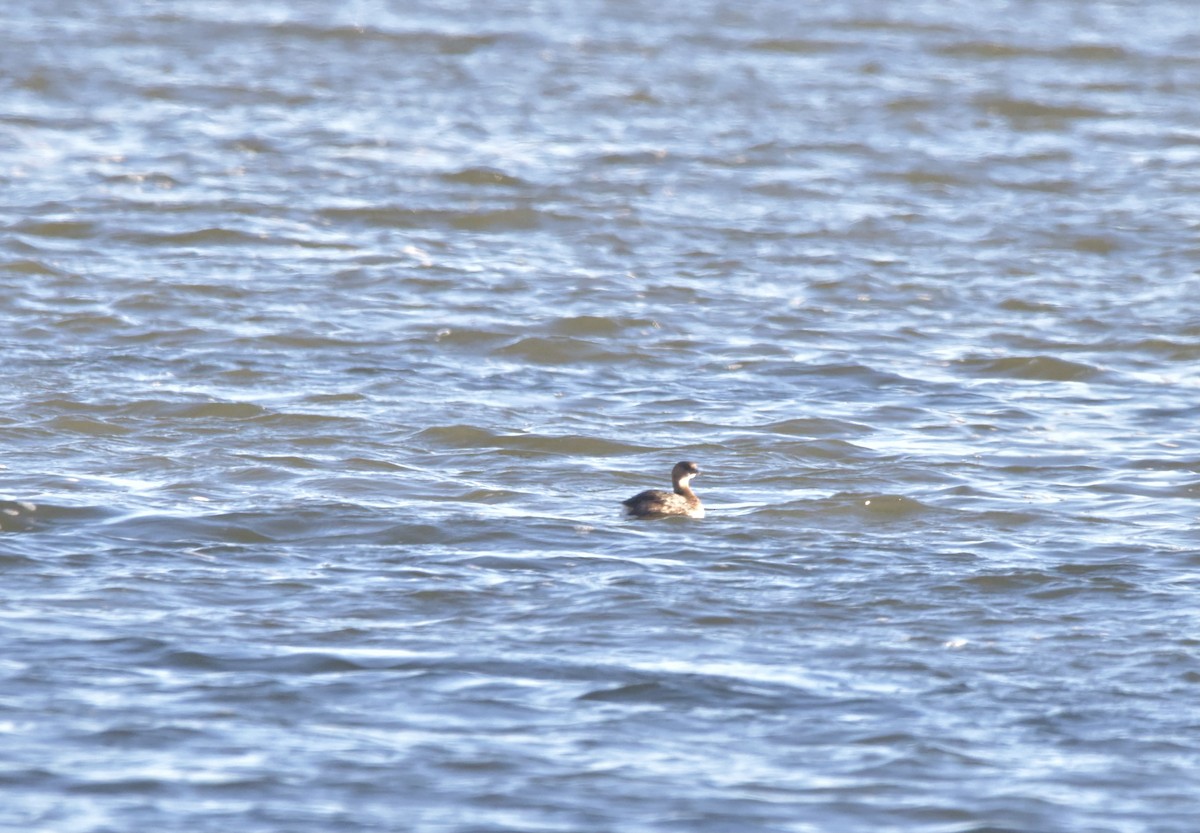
[622,461,704,519]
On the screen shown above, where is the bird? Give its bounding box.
[622,461,704,518]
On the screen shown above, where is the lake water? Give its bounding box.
[3,1,1200,831]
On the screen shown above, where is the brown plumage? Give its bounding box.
[622,461,704,519]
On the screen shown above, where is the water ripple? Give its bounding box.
[4,0,1200,831]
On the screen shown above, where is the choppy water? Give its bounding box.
[4,1,1200,831]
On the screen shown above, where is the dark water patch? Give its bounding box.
[813,493,937,521]
[100,170,182,188]
[1062,44,1131,62]
[1113,337,1200,362]
[788,361,920,389]
[170,402,269,420]
[0,501,118,534]
[163,11,515,55]
[459,488,522,504]
[1057,233,1122,255]
[939,41,1129,62]
[1122,454,1200,472]
[113,227,273,247]
[354,520,554,549]
[975,94,1111,123]
[787,438,878,462]
[344,457,412,472]
[1,258,70,276]
[113,325,212,345]
[411,424,500,450]
[548,314,659,337]
[998,298,1062,313]
[937,40,1038,59]
[152,649,367,675]
[577,676,822,712]
[252,332,366,350]
[890,167,973,188]
[101,513,279,547]
[411,424,637,457]
[758,418,873,438]
[430,326,514,348]
[318,205,561,232]
[229,453,319,472]
[748,38,851,54]
[304,392,368,405]
[456,553,563,572]
[854,492,926,518]
[67,776,173,796]
[47,312,133,336]
[250,412,368,432]
[957,569,1062,595]
[493,335,632,364]
[957,355,1104,382]
[966,509,1054,529]
[46,416,134,437]
[595,149,672,167]
[1028,575,1139,602]
[9,219,98,239]
[440,167,525,187]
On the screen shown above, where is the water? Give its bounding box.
[3,1,1200,831]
